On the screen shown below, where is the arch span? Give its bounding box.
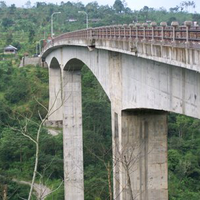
[49,57,60,68]
[64,58,84,71]
[45,47,111,100]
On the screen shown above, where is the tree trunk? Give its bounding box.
[3,184,7,200]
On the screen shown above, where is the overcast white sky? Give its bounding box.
[5,0,200,12]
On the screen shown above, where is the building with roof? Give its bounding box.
[4,45,18,54]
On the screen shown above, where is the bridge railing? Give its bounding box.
[44,21,200,50]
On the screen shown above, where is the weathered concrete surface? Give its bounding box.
[63,70,84,200]
[112,108,168,200]
[44,120,63,128]
[19,57,41,67]
[119,110,168,200]
[108,53,168,200]
[109,52,123,200]
[44,120,62,136]
[122,55,200,118]
[48,59,63,121]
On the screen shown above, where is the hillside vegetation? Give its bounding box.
[0,0,200,199]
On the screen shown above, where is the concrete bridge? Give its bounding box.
[42,21,200,200]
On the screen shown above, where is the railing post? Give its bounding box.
[102,26,105,39]
[123,24,127,40]
[90,28,93,40]
[113,25,116,40]
[108,26,111,39]
[104,26,106,39]
[96,28,101,40]
[129,24,134,41]
[184,21,192,44]
[101,27,103,39]
[142,23,148,41]
[105,26,108,39]
[171,21,179,43]
[135,23,141,41]
[150,21,157,41]
[100,27,102,39]
[160,22,167,42]
[118,25,122,40]
[94,28,98,40]
[108,26,110,39]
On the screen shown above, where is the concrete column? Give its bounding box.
[112,108,122,200]
[47,67,63,127]
[112,109,168,200]
[63,70,84,200]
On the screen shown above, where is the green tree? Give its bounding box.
[1,18,14,29]
[28,28,35,43]
[25,0,31,8]
[0,1,6,8]
[113,0,125,13]
[6,33,13,45]
[9,4,16,14]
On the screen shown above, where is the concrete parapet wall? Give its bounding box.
[120,110,168,200]
[19,57,42,67]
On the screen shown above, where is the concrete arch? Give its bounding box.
[49,57,60,68]
[61,56,113,199]
[63,57,111,101]
[64,58,84,71]
[46,47,111,100]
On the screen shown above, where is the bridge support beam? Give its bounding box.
[63,70,84,200]
[112,109,168,200]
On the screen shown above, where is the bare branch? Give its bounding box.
[34,97,48,112]
[43,180,63,199]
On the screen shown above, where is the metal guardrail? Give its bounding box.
[44,21,200,51]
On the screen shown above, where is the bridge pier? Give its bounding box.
[48,65,63,121]
[45,65,63,134]
[63,70,84,200]
[112,109,168,200]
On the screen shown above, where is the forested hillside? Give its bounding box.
[0,0,200,199]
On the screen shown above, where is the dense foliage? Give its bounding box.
[0,0,200,199]
[0,60,65,199]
